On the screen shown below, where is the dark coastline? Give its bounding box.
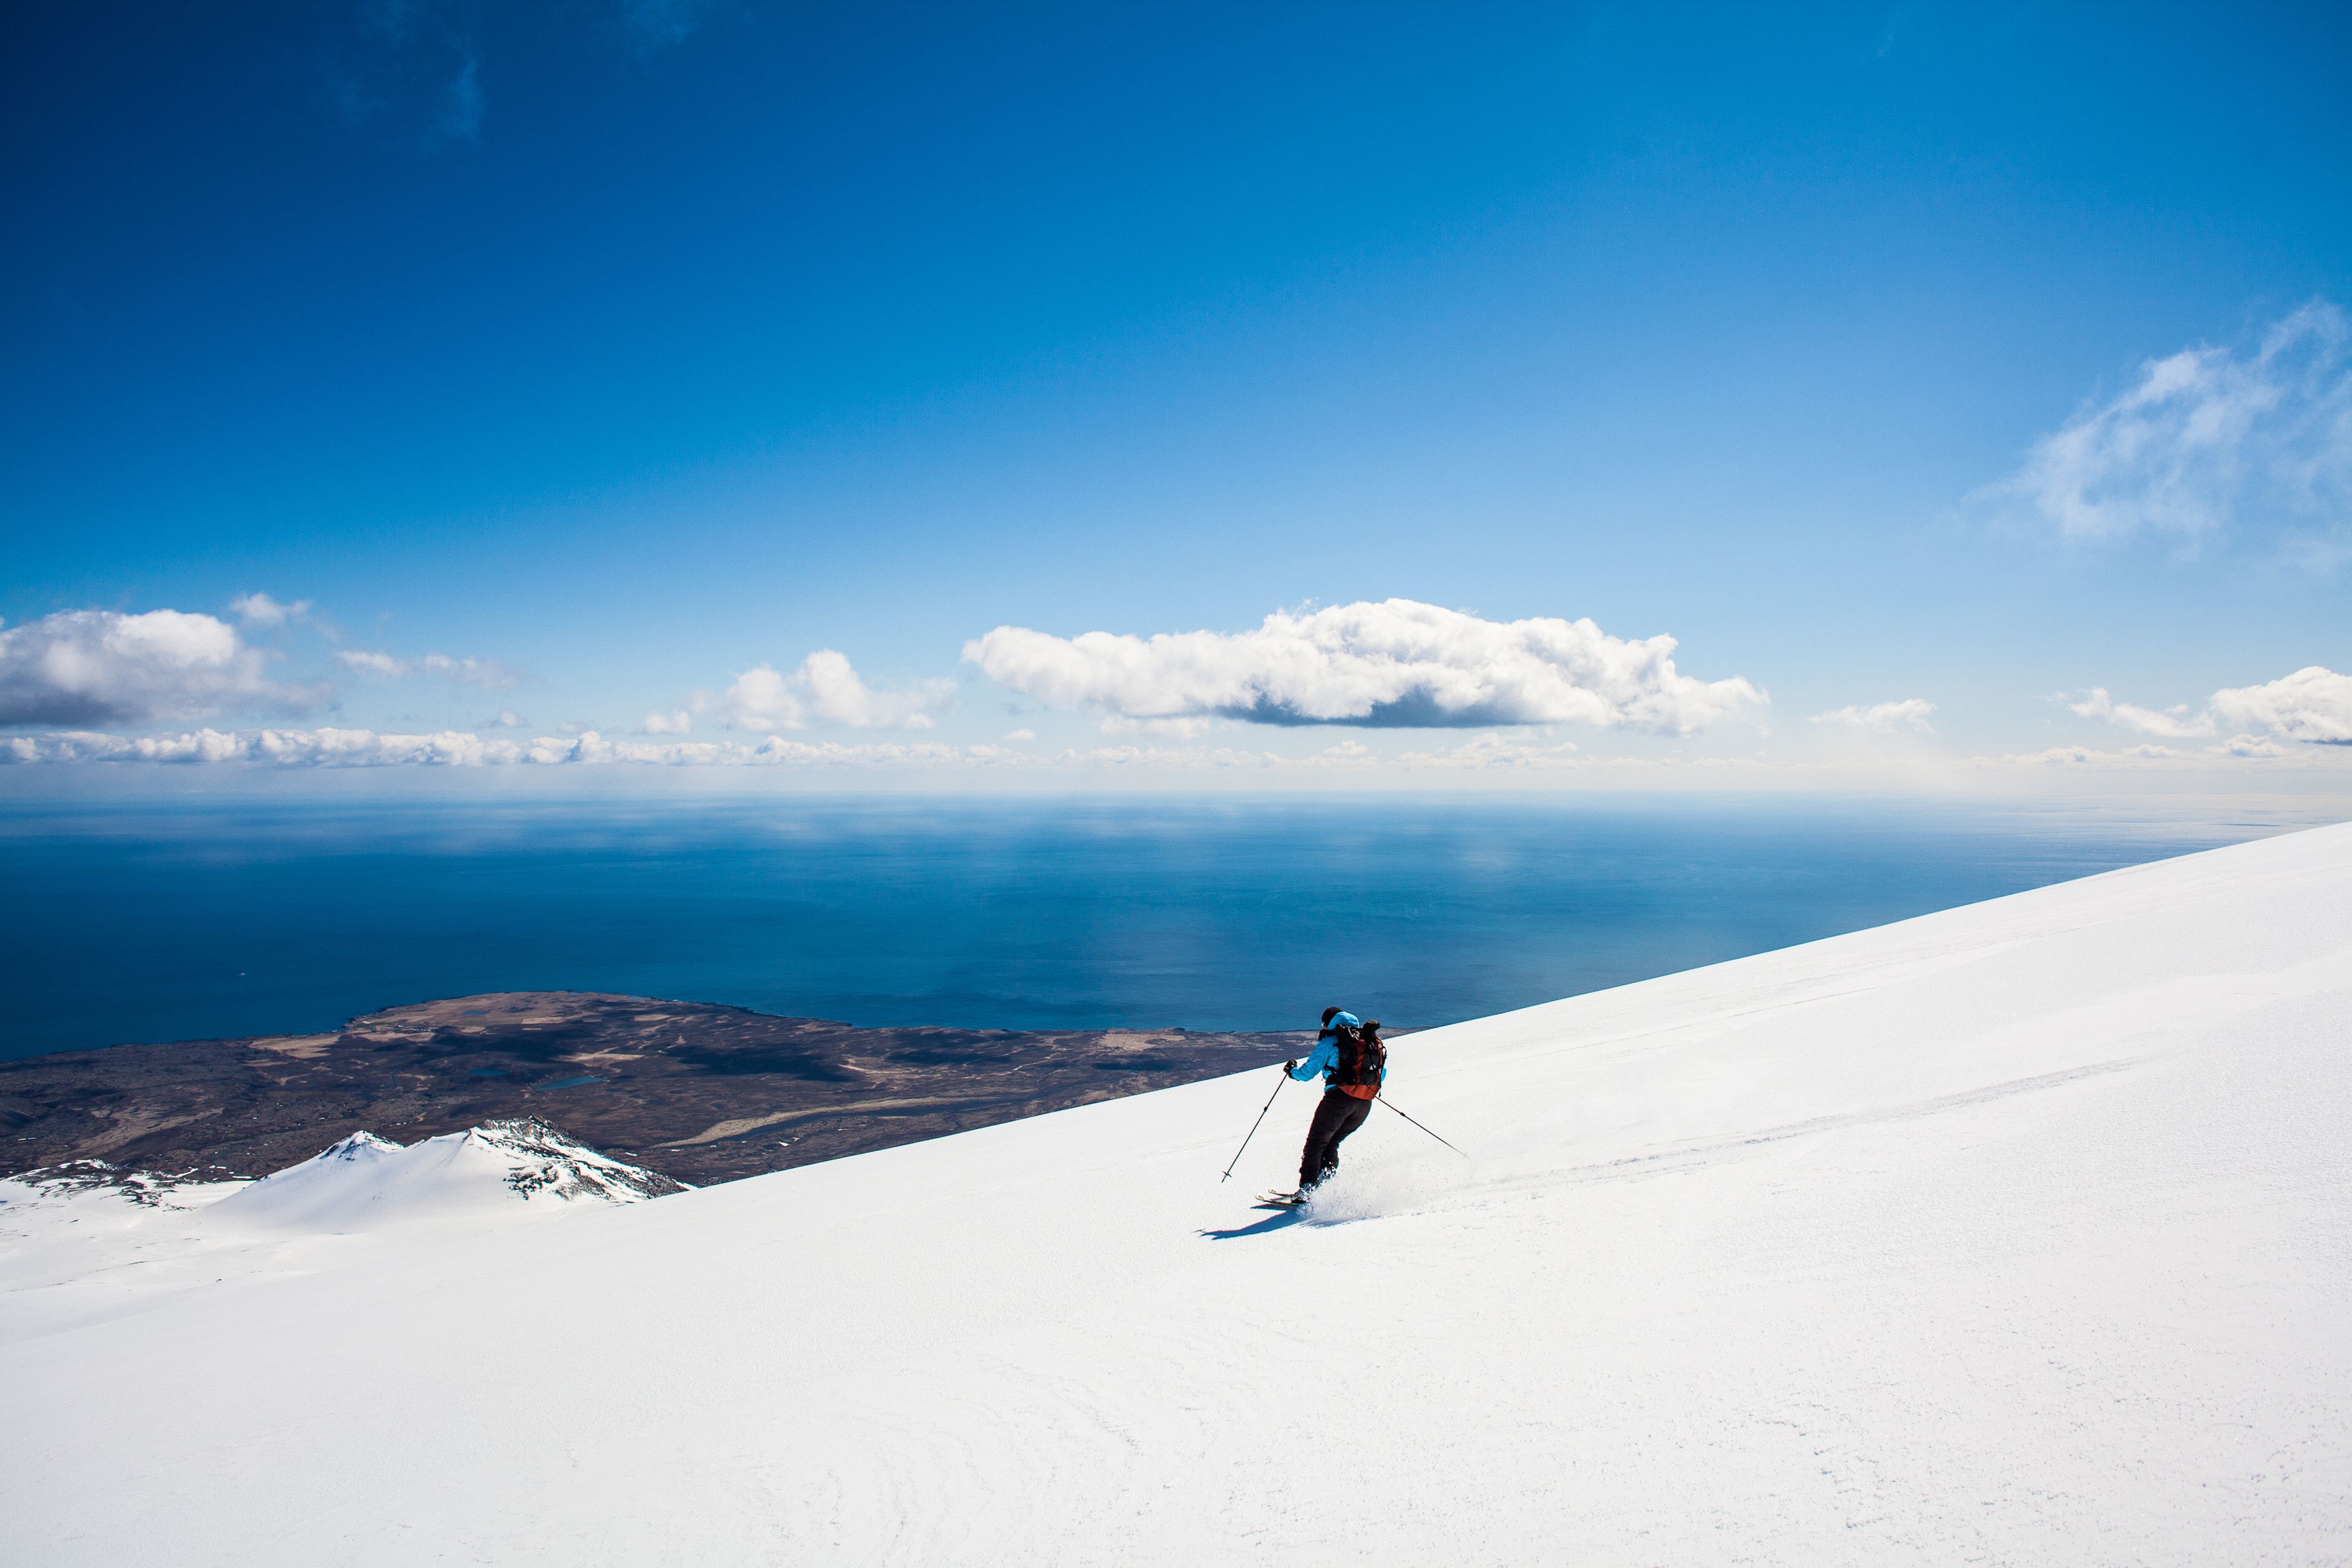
[0,990,1312,1188]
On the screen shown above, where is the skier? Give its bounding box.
[1279,1008,1386,1199]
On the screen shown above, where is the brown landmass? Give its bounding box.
[0,992,1311,1186]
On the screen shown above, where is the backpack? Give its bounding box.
[1331,1023,1386,1100]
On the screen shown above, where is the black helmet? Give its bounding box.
[1321,1006,1342,1025]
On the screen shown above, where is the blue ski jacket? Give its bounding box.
[1287,1011,1361,1087]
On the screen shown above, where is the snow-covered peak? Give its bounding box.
[461,1118,689,1204]
[0,1124,681,1344]
[313,1131,403,1164]
[207,1118,686,1235]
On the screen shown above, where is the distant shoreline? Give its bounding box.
[1,794,2272,1064]
[0,990,1313,1188]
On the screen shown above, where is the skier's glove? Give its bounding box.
[1284,1059,1299,1074]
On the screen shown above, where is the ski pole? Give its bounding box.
[1219,1069,1288,1181]
[1377,1095,1469,1159]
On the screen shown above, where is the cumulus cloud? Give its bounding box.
[643,709,692,734]
[230,593,312,627]
[336,649,515,688]
[1808,698,1937,732]
[0,609,328,728]
[963,599,1763,734]
[2069,666,2352,749]
[1997,300,2352,551]
[491,708,527,728]
[2207,666,2352,745]
[721,651,951,731]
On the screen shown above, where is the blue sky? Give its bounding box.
[3,1,2348,793]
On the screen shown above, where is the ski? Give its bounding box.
[1254,1191,1306,1208]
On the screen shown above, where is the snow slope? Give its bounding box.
[5,823,2348,1566]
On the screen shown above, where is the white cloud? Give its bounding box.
[643,709,692,734]
[2064,687,2213,739]
[1995,745,2157,768]
[491,709,527,729]
[1808,698,1937,732]
[2071,666,2352,748]
[964,599,1763,734]
[336,649,515,688]
[337,649,406,676]
[721,651,951,732]
[2207,666,2352,745]
[1998,300,2352,550]
[1099,714,1216,739]
[1394,732,1584,769]
[230,593,312,627]
[0,727,982,769]
[1964,737,2334,771]
[15,718,2340,781]
[1003,728,1037,742]
[0,609,328,727]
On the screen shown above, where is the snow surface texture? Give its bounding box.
[6,825,2349,1565]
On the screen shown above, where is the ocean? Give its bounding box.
[0,794,2269,1061]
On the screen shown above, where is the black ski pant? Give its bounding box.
[1299,1088,1374,1190]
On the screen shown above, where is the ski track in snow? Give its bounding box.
[4,824,2350,1564]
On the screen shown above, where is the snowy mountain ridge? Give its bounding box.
[1,1157,248,1209]
[5,823,2350,1566]
[478,1117,690,1202]
[211,1116,687,1232]
[0,1118,684,1344]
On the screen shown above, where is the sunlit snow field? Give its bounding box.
[4,821,2347,1564]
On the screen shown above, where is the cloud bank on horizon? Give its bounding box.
[0,727,978,769]
[2,592,2347,783]
[964,599,1764,736]
[0,724,1604,773]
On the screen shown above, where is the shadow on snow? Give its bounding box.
[1198,1207,1309,1240]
